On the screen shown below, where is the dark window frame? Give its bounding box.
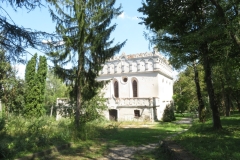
[132,80,138,97]
[114,80,119,98]
[134,110,140,118]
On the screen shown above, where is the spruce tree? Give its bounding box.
[48,0,126,127]
[1,0,56,63]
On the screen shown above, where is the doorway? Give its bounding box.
[109,109,118,121]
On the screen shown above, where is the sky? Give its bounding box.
[2,0,155,78]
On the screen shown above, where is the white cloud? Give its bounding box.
[118,12,125,19]
[118,12,139,21]
[15,64,26,79]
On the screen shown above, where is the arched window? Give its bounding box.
[132,80,138,97]
[114,81,119,98]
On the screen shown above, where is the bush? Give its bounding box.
[162,103,176,122]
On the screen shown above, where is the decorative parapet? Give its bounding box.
[99,51,173,79]
[107,97,160,109]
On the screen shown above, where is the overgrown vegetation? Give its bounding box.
[0,115,71,159]
[0,112,190,159]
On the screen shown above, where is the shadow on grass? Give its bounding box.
[173,115,240,160]
[0,129,71,159]
[35,121,191,159]
[99,122,191,147]
[37,141,108,160]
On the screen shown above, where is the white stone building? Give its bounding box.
[97,49,173,121]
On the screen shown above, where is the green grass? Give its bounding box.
[0,115,74,159]
[0,114,191,159]
[175,112,198,120]
[133,146,171,160]
[45,120,190,159]
[100,121,190,147]
[173,112,240,160]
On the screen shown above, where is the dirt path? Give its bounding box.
[100,118,193,160]
[100,143,158,160]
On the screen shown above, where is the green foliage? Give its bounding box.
[162,103,176,122]
[0,50,25,115]
[80,91,107,124]
[1,1,55,63]
[174,65,207,113]
[0,113,192,159]
[138,0,240,128]
[0,116,72,159]
[24,54,47,118]
[44,69,69,115]
[37,56,47,109]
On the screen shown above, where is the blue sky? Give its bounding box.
[2,0,155,77]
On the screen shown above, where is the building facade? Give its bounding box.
[97,49,173,121]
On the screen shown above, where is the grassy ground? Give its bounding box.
[133,147,171,160]
[0,113,191,159]
[0,113,190,159]
[37,121,190,159]
[173,112,240,160]
[174,112,198,120]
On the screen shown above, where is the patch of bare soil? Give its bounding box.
[100,143,158,160]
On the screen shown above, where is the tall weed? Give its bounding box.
[0,116,72,159]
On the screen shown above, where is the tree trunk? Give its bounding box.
[193,62,205,122]
[75,63,82,128]
[203,54,222,129]
[225,90,231,116]
[237,100,240,112]
[50,105,53,117]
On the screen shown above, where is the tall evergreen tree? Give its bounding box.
[24,54,37,117]
[48,0,126,127]
[24,54,47,117]
[37,56,47,110]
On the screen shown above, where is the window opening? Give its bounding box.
[134,110,140,118]
[114,81,119,98]
[123,77,128,82]
[132,80,138,97]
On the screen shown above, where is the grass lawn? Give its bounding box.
[173,112,240,160]
[0,113,191,159]
[174,112,198,120]
[100,121,190,146]
[37,121,190,159]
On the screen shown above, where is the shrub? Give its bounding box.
[162,103,176,122]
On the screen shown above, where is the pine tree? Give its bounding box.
[48,0,126,127]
